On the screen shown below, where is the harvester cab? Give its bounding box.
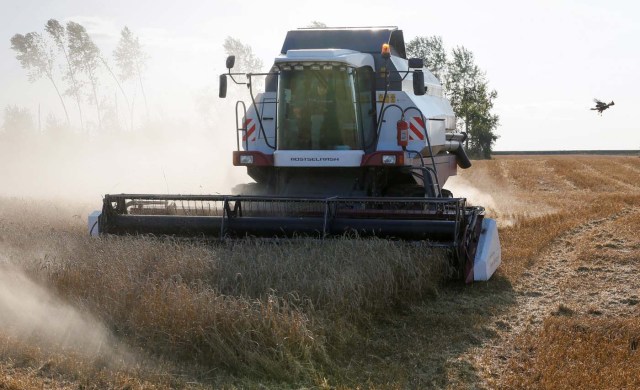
[222,28,472,198]
[91,27,501,283]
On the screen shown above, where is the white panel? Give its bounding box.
[375,91,451,154]
[88,211,101,237]
[474,218,502,281]
[245,92,276,154]
[274,150,364,167]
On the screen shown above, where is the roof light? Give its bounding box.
[311,65,320,70]
[294,65,304,71]
[381,43,391,59]
[281,65,292,71]
[323,65,333,70]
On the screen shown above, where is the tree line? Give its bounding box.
[8,20,148,134]
[407,36,499,159]
[5,23,499,157]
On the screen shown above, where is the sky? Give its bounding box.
[1,0,639,151]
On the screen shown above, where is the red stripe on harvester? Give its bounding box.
[409,122,425,140]
[414,116,425,128]
[242,121,255,141]
[246,124,256,138]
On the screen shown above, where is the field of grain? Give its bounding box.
[0,155,638,389]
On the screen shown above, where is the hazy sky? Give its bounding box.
[1,0,638,151]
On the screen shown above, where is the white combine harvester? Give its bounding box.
[90,27,500,282]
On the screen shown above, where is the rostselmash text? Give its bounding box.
[290,157,340,162]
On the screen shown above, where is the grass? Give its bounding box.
[0,155,639,388]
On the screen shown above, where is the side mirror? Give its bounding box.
[413,70,426,96]
[219,74,227,98]
[226,55,236,70]
[408,58,424,68]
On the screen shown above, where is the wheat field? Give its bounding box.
[0,155,639,389]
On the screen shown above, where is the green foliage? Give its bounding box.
[10,31,71,126]
[114,26,149,122]
[44,113,69,138]
[66,21,102,129]
[46,18,85,131]
[307,21,327,28]
[406,37,499,159]
[11,20,151,133]
[10,32,53,83]
[1,106,36,138]
[66,22,100,90]
[406,36,447,82]
[113,27,147,82]
[223,36,263,74]
[447,46,499,159]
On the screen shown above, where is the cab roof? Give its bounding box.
[281,27,406,59]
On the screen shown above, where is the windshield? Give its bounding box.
[277,66,360,150]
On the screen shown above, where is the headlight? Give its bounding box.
[382,155,397,165]
[240,155,254,164]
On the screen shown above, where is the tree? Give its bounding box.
[196,38,263,130]
[67,21,102,131]
[45,19,84,131]
[113,26,149,123]
[446,46,499,158]
[223,37,263,74]
[10,32,71,126]
[1,106,36,139]
[44,112,68,138]
[461,83,499,159]
[406,36,447,81]
[100,55,130,131]
[307,21,327,28]
[407,36,499,158]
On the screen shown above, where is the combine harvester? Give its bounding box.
[90,27,500,282]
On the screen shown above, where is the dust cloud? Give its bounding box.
[0,123,250,203]
[0,71,257,204]
[445,176,498,212]
[0,261,132,365]
[445,175,523,228]
[445,170,556,227]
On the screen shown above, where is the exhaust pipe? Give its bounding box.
[445,132,467,143]
[444,139,472,169]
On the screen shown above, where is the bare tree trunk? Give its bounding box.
[92,84,101,131]
[130,94,136,131]
[101,58,132,131]
[48,75,70,127]
[136,63,149,122]
[59,45,84,132]
[75,92,84,132]
[87,68,102,132]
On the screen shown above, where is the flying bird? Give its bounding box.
[591,99,615,115]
